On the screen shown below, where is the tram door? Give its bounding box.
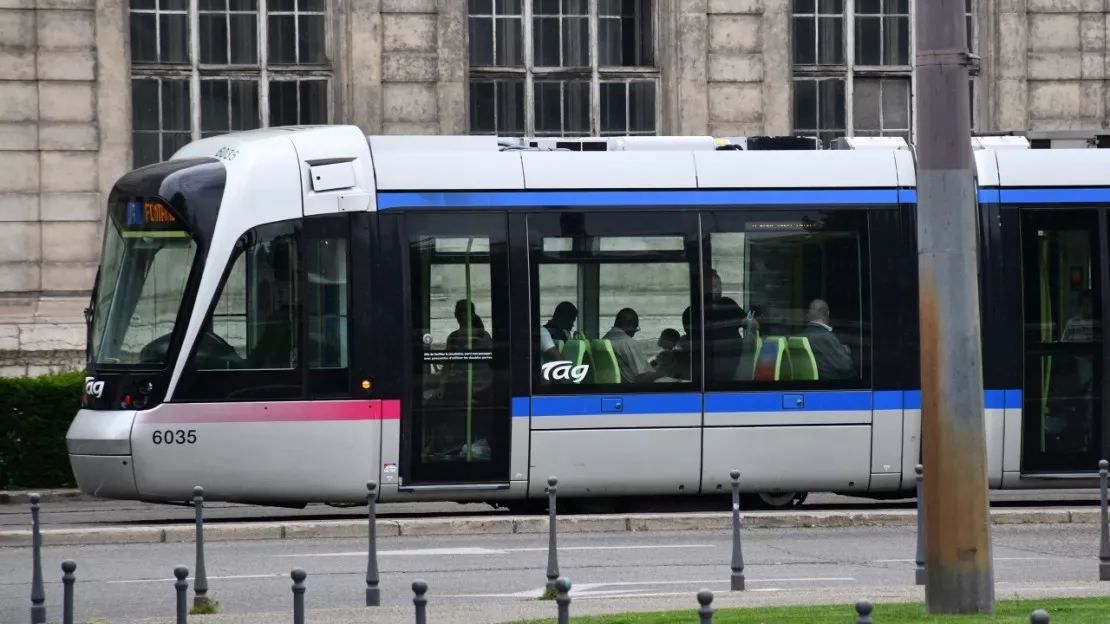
[401,213,514,485]
[1019,209,1103,473]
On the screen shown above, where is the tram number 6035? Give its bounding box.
[152,430,197,445]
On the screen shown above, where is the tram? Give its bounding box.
[66,126,1110,510]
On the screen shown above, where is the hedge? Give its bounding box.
[0,371,84,490]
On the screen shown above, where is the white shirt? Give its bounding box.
[603,327,653,383]
[540,326,555,352]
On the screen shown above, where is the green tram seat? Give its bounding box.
[560,339,594,383]
[589,339,622,384]
[786,336,819,381]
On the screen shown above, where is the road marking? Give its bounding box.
[109,574,283,584]
[272,544,715,558]
[437,577,855,599]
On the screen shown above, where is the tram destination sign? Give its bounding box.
[113,199,189,237]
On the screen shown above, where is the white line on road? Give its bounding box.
[435,577,855,599]
[271,544,716,558]
[108,574,284,585]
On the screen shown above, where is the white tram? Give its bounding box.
[66,127,1110,510]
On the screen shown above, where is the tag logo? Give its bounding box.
[84,377,105,399]
[541,361,589,383]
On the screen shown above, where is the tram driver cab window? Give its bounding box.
[533,233,694,391]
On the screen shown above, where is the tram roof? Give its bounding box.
[169,125,1110,201]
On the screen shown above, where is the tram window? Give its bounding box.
[535,234,694,390]
[706,212,870,388]
[194,223,300,372]
[305,237,348,370]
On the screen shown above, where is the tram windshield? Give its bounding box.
[90,199,198,366]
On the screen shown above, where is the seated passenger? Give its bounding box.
[603,308,667,383]
[801,299,855,381]
[651,328,681,369]
[438,299,494,402]
[539,301,578,363]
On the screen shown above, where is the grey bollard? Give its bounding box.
[1100,460,1110,581]
[555,577,571,624]
[29,493,46,624]
[855,599,874,624]
[366,480,380,607]
[193,486,210,608]
[291,568,307,624]
[696,589,714,624]
[546,476,560,593]
[1031,608,1050,623]
[61,560,75,624]
[174,566,189,624]
[412,579,428,624]
[915,463,925,586]
[729,470,745,591]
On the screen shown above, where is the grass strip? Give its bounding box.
[508,596,1110,623]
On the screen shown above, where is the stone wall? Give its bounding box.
[662,0,792,136]
[989,0,1110,131]
[0,0,128,376]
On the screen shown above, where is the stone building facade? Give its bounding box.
[0,0,1108,375]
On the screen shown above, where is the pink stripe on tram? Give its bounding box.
[135,400,389,424]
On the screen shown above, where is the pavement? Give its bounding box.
[0,488,1104,549]
[1,525,1108,624]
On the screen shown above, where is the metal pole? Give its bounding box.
[192,486,209,608]
[29,493,45,624]
[696,589,714,624]
[61,560,75,624]
[555,577,571,624]
[291,568,306,624]
[729,469,745,591]
[855,599,874,624]
[1100,460,1110,580]
[915,463,925,585]
[915,0,995,613]
[412,580,428,624]
[366,480,380,607]
[174,566,189,624]
[546,476,560,593]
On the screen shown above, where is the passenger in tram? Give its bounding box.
[1061,289,1096,395]
[801,298,855,380]
[1061,290,1096,343]
[603,308,668,383]
[437,299,494,402]
[539,301,578,364]
[425,299,494,462]
[652,307,693,381]
[704,269,747,381]
[650,328,681,370]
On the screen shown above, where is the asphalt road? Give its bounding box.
[0,488,1101,530]
[0,523,1105,623]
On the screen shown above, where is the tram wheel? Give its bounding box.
[743,491,807,510]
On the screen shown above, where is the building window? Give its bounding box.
[791,0,979,146]
[129,0,331,167]
[467,0,659,137]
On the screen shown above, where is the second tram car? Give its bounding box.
[66,127,1110,510]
